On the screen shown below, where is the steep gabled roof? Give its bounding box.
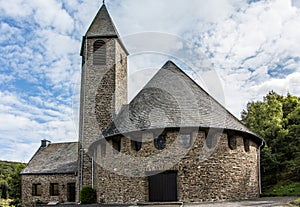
[21,142,78,175]
[102,61,262,143]
[85,4,119,37]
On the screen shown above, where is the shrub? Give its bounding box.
[9,198,21,207]
[80,186,96,204]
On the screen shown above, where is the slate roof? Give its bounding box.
[21,142,78,175]
[85,4,119,37]
[102,61,263,143]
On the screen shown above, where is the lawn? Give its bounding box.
[264,182,300,196]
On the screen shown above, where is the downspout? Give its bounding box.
[92,155,94,188]
[80,36,88,190]
[258,140,264,195]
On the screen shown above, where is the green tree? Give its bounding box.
[0,180,8,199]
[8,163,25,199]
[242,91,300,190]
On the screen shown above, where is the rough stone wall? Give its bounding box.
[92,129,259,204]
[79,37,128,193]
[21,174,77,207]
[79,38,117,149]
[114,40,128,114]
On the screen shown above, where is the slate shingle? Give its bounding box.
[21,142,78,175]
[102,61,263,144]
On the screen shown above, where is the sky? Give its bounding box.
[0,0,300,162]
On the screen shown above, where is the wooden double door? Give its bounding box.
[148,171,178,202]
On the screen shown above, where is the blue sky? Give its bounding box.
[1,0,300,162]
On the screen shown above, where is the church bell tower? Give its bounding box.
[78,2,128,187]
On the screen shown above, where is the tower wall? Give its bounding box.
[79,37,128,188]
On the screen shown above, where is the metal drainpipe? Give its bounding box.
[80,36,88,190]
[258,140,264,195]
[92,155,94,188]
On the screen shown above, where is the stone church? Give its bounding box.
[21,3,264,206]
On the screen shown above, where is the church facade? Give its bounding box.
[21,3,264,206]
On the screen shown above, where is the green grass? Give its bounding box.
[290,197,300,207]
[263,182,300,196]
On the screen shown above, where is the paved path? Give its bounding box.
[184,197,298,207]
[39,197,299,207]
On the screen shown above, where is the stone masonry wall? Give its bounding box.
[79,37,128,194]
[114,40,128,114]
[91,129,259,204]
[22,174,77,207]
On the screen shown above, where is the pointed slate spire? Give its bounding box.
[85,4,119,37]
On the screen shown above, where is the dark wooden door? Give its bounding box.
[67,183,76,202]
[149,171,178,202]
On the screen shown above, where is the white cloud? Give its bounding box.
[0,91,77,162]
[1,0,300,162]
[190,0,300,117]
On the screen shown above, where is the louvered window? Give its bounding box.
[93,40,106,65]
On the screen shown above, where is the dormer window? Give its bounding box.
[93,40,106,65]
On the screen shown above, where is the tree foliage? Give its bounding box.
[0,161,26,199]
[242,91,300,190]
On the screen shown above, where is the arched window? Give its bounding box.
[101,142,106,158]
[179,134,192,149]
[228,136,237,150]
[206,133,218,149]
[131,140,142,152]
[93,40,106,65]
[244,138,250,152]
[112,139,121,154]
[154,134,166,150]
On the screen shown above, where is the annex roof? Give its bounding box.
[21,142,78,175]
[102,61,262,143]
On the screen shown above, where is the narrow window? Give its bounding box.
[93,40,106,65]
[244,138,250,152]
[206,133,218,149]
[131,140,142,152]
[154,134,166,150]
[120,54,123,64]
[112,139,121,153]
[101,142,106,158]
[228,136,237,150]
[179,134,192,149]
[32,184,41,196]
[50,183,59,196]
